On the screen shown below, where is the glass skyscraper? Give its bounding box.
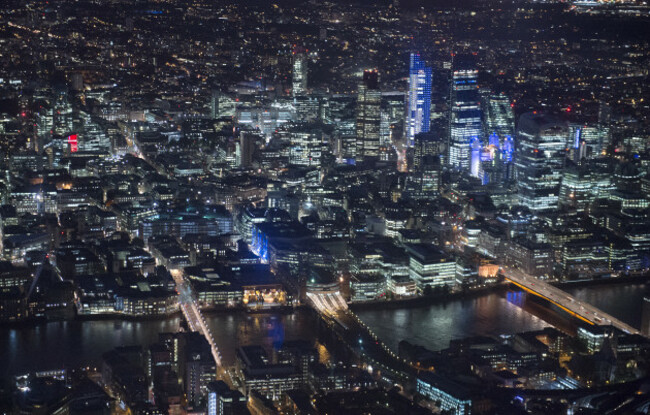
[480,93,516,183]
[486,93,515,149]
[515,112,569,212]
[292,47,308,96]
[356,69,381,161]
[407,53,432,147]
[449,55,483,174]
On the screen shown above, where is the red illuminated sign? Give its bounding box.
[68,134,78,153]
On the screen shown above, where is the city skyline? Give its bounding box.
[1,0,650,414]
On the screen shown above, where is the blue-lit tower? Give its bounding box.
[407,53,432,147]
[480,93,516,183]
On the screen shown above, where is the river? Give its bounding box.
[1,283,645,382]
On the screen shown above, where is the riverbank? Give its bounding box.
[75,310,182,321]
[350,273,650,312]
[202,304,300,315]
[349,283,506,311]
[4,273,646,328]
[0,310,184,328]
[554,273,650,288]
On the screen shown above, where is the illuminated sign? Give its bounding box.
[68,134,78,152]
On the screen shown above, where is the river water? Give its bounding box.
[1,283,645,381]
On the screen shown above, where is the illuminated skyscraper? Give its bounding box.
[413,133,444,196]
[481,93,515,183]
[449,55,483,173]
[486,93,515,149]
[292,47,308,96]
[515,112,569,212]
[568,123,610,161]
[407,53,432,147]
[356,70,381,161]
[559,162,593,212]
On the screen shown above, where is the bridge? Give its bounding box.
[170,270,222,366]
[503,267,640,335]
[307,290,433,384]
[306,291,348,315]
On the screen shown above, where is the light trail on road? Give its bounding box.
[503,267,640,335]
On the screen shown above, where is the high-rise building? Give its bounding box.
[327,95,357,162]
[515,112,569,212]
[568,123,610,161]
[486,93,515,148]
[413,132,444,172]
[355,70,381,161]
[407,53,432,146]
[292,47,308,96]
[287,123,327,167]
[237,132,255,168]
[480,93,515,183]
[180,332,217,407]
[449,55,483,174]
[210,90,220,119]
[410,134,442,197]
[559,163,593,212]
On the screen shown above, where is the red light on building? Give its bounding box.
[68,134,78,153]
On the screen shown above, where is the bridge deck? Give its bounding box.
[172,271,222,366]
[503,268,639,335]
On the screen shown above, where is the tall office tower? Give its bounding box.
[237,132,255,167]
[486,93,515,147]
[327,95,357,162]
[568,123,610,161]
[413,133,444,196]
[35,106,54,142]
[598,101,612,126]
[180,332,217,407]
[292,47,308,97]
[449,55,483,174]
[481,93,516,183]
[52,86,74,137]
[559,162,593,212]
[210,89,220,119]
[413,132,445,172]
[515,112,569,213]
[355,70,381,161]
[407,53,432,147]
[287,123,326,167]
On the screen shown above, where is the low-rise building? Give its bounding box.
[405,243,456,291]
[417,373,472,415]
[350,274,386,302]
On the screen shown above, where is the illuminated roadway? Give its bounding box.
[503,267,640,335]
[306,291,432,383]
[306,291,348,315]
[171,270,222,366]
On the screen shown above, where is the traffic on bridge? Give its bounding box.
[503,267,640,335]
[171,270,222,367]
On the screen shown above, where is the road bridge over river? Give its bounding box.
[503,267,640,335]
